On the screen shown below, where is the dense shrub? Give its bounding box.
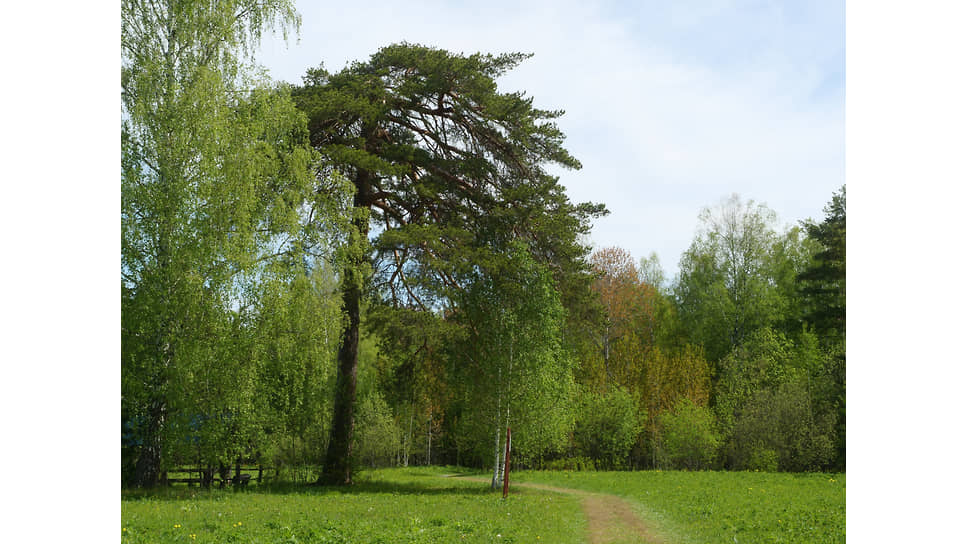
[657,398,721,470]
[353,393,401,468]
[541,456,597,471]
[728,382,834,471]
[573,387,642,469]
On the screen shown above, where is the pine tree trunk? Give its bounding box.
[319,159,371,486]
[318,271,361,485]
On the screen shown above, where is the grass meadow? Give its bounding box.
[121,467,845,543]
[121,467,586,543]
[516,470,846,544]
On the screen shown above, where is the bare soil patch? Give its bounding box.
[581,492,665,544]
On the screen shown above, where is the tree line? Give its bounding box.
[121,0,845,488]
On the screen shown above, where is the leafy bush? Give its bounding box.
[746,446,779,472]
[573,387,643,469]
[541,456,596,471]
[657,398,721,470]
[728,382,835,471]
[714,327,839,472]
[353,393,400,468]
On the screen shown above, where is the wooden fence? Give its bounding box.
[163,464,275,488]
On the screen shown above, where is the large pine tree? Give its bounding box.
[293,43,605,485]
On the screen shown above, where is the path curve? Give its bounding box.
[446,476,665,544]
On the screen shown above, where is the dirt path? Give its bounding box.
[447,476,665,544]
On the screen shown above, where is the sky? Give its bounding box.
[254,0,845,281]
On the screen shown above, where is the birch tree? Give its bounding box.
[451,245,575,487]
[674,194,784,364]
[121,0,346,486]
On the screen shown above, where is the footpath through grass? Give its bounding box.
[514,470,845,544]
[121,467,585,543]
[122,468,844,543]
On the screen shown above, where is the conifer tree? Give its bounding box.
[293,43,605,484]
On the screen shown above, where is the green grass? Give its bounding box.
[121,467,585,543]
[122,468,845,543]
[514,470,846,544]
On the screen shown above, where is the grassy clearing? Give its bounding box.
[513,470,845,544]
[122,468,844,543]
[121,467,585,543]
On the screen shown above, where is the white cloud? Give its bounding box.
[256,0,844,276]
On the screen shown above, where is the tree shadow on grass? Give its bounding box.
[121,468,496,502]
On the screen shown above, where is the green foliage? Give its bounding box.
[714,328,839,471]
[572,386,643,469]
[353,392,401,468]
[451,244,577,466]
[540,456,597,471]
[770,226,823,337]
[639,251,668,293]
[730,382,836,472]
[255,261,343,468]
[713,328,801,431]
[293,43,604,312]
[799,185,846,347]
[121,0,351,486]
[746,447,780,472]
[657,398,721,470]
[674,194,808,363]
[366,305,457,467]
[661,190,846,474]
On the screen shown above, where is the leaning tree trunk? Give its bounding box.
[318,164,371,486]
[318,247,362,485]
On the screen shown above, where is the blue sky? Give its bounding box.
[254,0,844,280]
